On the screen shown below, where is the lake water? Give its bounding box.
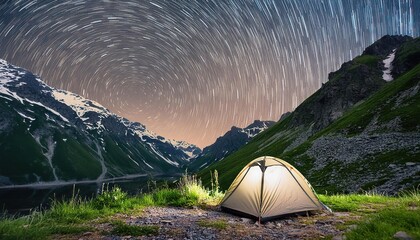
[0,175,178,215]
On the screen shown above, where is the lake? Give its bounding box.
[0,175,179,215]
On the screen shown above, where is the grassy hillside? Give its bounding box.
[198,42,420,192]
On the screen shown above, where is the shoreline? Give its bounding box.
[0,173,181,189]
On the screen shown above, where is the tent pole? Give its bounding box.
[259,171,264,225]
[258,158,266,224]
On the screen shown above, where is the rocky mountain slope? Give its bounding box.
[189,120,275,171]
[0,59,200,185]
[199,35,420,194]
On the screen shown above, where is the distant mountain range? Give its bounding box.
[0,58,271,186]
[199,35,420,194]
[188,120,275,171]
[0,59,201,185]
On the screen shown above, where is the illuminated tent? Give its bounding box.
[220,156,327,222]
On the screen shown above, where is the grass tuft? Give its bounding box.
[111,220,159,236]
[318,193,389,212]
[197,219,228,230]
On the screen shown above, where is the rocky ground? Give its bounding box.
[76,206,359,240]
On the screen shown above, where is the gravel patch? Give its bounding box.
[94,206,352,240]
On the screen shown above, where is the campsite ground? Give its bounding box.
[86,206,350,240]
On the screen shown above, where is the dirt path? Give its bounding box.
[79,207,359,240]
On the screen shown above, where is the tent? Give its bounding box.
[220,156,328,222]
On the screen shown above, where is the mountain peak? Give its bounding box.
[189,119,275,171]
[362,35,412,57]
[246,119,275,129]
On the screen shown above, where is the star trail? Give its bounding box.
[0,0,418,148]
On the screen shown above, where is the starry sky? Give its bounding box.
[0,0,418,148]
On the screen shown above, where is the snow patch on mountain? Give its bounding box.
[382,49,396,81]
[27,98,70,123]
[52,90,110,118]
[16,110,36,121]
[142,159,154,169]
[147,142,179,166]
[45,138,59,181]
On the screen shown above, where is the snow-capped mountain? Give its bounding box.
[189,120,275,171]
[0,59,200,186]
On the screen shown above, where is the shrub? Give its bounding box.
[178,174,209,204]
[93,185,127,209]
[152,188,185,206]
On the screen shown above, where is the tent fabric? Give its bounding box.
[220,156,325,221]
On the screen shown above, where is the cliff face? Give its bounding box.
[291,35,412,132]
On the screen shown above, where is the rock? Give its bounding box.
[241,217,252,223]
[289,229,306,236]
[82,232,93,236]
[265,222,275,228]
[316,219,333,225]
[347,225,357,231]
[161,219,172,225]
[393,231,412,240]
[334,212,350,217]
[285,219,294,225]
[389,164,397,168]
[405,162,415,166]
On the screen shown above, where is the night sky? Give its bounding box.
[0,0,418,148]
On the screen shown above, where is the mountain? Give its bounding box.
[199,35,420,194]
[0,59,200,186]
[189,120,275,171]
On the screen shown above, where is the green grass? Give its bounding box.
[0,211,93,240]
[317,191,420,239]
[111,220,159,236]
[319,193,391,212]
[52,135,103,181]
[346,209,420,240]
[353,55,380,66]
[197,219,228,230]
